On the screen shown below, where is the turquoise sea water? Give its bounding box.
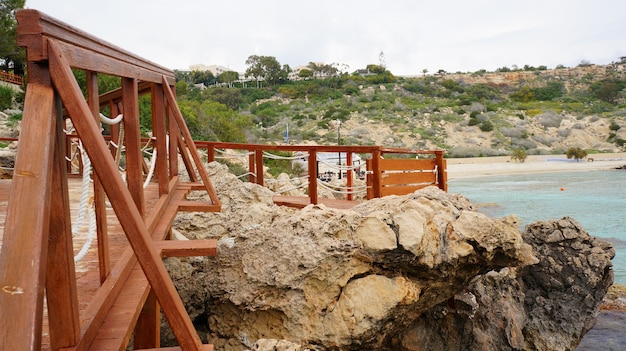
[448,170,626,285]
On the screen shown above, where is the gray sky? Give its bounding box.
[24,0,626,76]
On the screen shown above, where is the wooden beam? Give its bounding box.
[46,93,81,349]
[151,83,169,195]
[0,79,56,350]
[87,70,111,282]
[155,240,218,258]
[16,9,175,84]
[48,38,205,351]
[162,77,221,210]
[123,77,145,216]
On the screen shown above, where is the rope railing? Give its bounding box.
[316,178,369,195]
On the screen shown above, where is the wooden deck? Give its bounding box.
[0,178,216,350]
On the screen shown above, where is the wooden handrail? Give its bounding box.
[0,70,24,85]
[193,141,447,204]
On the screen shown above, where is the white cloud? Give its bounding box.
[23,0,626,75]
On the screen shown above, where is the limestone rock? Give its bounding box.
[394,217,614,351]
[167,167,537,350]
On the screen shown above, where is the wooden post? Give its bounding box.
[87,70,111,282]
[46,93,81,349]
[122,77,145,216]
[248,149,255,183]
[255,147,264,186]
[152,83,169,195]
[0,70,56,350]
[435,150,447,192]
[372,149,382,198]
[308,150,318,205]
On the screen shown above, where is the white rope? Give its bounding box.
[99,112,123,125]
[264,175,309,184]
[214,148,255,157]
[316,179,369,195]
[72,143,98,263]
[74,199,97,263]
[317,157,364,171]
[143,148,157,188]
[72,143,92,236]
[262,151,303,160]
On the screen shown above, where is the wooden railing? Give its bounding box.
[0,70,24,85]
[195,141,447,204]
[0,9,219,351]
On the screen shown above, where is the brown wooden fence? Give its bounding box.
[0,70,24,85]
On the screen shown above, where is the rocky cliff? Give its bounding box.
[165,162,614,350]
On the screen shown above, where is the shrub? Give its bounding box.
[610,120,621,131]
[0,86,14,110]
[565,147,588,161]
[479,120,494,132]
[510,148,528,163]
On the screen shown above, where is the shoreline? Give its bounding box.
[446,152,626,180]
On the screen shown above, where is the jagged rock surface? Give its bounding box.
[166,162,613,351]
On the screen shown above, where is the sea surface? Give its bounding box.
[448,169,626,285]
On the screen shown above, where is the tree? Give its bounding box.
[566,147,587,162]
[190,70,216,86]
[298,69,313,79]
[218,70,239,88]
[0,0,25,75]
[510,148,527,163]
[245,55,284,86]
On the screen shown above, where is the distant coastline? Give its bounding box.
[447,153,626,180]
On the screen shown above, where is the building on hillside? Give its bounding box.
[188,64,238,77]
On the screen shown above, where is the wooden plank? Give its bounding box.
[49,39,205,350]
[155,240,218,258]
[380,171,437,186]
[177,201,221,212]
[379,158,437,171]
[46,93,81,349]
[0,81,56,350]
[380,184,431,197]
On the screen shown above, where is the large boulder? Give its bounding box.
[167,162,549,350]
[382,217,614,351]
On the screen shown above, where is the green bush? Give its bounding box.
[479,120,494,131]
[0,86,14,110]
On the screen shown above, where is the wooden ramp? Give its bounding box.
[0,9,221,351]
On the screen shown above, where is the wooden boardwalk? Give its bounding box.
[0,178,216,350]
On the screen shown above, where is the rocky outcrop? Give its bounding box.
[166,162,613,350]
[396,217,614,351]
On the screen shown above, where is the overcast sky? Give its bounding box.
[24,0,626,76]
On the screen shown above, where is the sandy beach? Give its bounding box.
[447,153,626,180]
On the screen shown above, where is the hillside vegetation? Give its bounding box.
[173,60,626,158]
